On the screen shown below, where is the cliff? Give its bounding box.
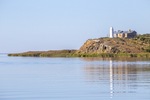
[75,34,150,57]
[78,37,149,54]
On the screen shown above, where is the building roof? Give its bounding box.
[115,30,136,34]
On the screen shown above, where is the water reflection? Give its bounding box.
[109,60,113,97]
[84,59,150,98]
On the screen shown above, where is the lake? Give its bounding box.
[0,54,150,100]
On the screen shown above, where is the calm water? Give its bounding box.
[0,54,150,100]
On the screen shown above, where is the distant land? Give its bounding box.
[8,34,150,58]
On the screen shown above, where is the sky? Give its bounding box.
[0,0,150,53]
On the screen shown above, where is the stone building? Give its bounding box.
[110,27,137,38]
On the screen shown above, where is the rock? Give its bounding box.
[77,36,149,54]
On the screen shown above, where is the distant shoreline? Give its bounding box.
[8,34,150,58]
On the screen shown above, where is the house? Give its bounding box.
[109,27,137,38]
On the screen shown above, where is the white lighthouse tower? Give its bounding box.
[109,27,114,38]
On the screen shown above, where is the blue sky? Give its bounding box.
[0,0,150,53]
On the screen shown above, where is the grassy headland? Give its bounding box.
[8,34,150,58]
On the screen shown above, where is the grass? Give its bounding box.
[73,53,150,58]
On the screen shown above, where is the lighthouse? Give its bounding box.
[109,27,114,38]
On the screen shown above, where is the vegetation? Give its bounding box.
[134,34,150,52]
[8,50,76,57]
[134,34,150,43]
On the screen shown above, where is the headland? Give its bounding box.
[8,34,150,58]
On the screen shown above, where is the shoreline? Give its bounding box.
[8,34,150,58]
[8,50,150,58]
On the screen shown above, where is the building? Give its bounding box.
[109,27,137,38]
[109,27,114,38]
